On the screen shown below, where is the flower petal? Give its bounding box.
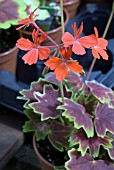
[45,57,62,70]
[22,49,38,65]
[60,46,72,60]
[76,22,83,39]
[16,24,27,30]
[38,32,48,45]
[92,48,100,59]
[65,46,72,60]
[29,7,39,20]
[17,8,39,30]
[72,22,77,38]
[62,32,74,47]
[60,47,66,58]
[94,27,99,39]
[38,47,50,60]
[16,37,34,50]
[98,38,108,50]
[54,64,68,81]
[18,18,31,25]
[72,42,86,55]
[78,34,97,48]
[67,60,83,73]
[97,48,109,60]
[32,29,39,44]
[16,18,31,30]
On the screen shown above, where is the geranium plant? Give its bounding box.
[0,0,27,52]
[0,0,27,29]
[16,1,114,170]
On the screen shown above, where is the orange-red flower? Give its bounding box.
[16,29,50,65]
[45,47,83,81]
[16,7,39,30]
[62,22,97,55]
[91,27,108,60]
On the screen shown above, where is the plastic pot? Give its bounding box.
[72,49,113,74]
[16,50,45,84]
[66,3,114,39]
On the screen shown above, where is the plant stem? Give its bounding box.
[58,115,65,125]
[85,58,96,81]
[60,0,64,35]
[40,45,58,48]
[86,2,114,81]
[40,0,45,6]
[102,4,114,39]
[60,81,64,104]
[59,0,65,104]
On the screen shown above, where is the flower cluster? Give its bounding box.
[16,7,108,81]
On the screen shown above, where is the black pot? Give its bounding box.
[66,3,114,39]
[16,50,45,84]
[72,49,113,74]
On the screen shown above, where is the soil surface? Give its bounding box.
[37,138,68,166]
[0,26,19,53]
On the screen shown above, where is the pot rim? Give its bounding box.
[0,46,18,57]
[63,0,81,6]
[33,133,54,168]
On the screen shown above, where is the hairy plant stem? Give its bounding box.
[60,0,65,35]
[58,115,65,125]
[33,2,65,104]
[59,0,65,104]
[60,81,65,104]
[86,2,114,81]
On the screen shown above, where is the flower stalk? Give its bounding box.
[59,0,65,104]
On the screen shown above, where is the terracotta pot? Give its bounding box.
[63,0,81,19]
[0,46,19,75]
[33,134,54,170]
[19,8,69,46]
